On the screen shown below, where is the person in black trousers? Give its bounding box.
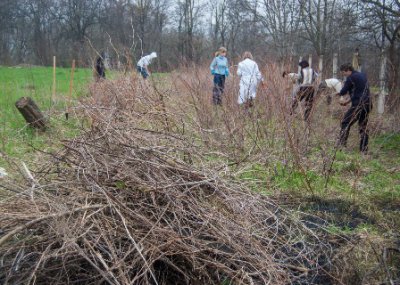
[95,52,106,80]
[336,63,371,153]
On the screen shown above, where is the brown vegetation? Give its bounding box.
[1,67,399,284]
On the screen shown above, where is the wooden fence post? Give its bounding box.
[318,55,324,81]
[298,56,303,74]
[352,49,361,72]
[378,52,387,115]
[66,59,76,120]
[333,53,338,78]
[52,56,56,103]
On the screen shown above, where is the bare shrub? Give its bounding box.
[0,72,340,284]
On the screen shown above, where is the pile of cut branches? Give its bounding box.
[0,76,339,284]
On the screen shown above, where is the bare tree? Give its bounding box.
[254,0,302,60]
[297,0,339,57]
[55,0,104,64]
[175,0,205,61]
[360,0,400,106]
[0,0,17,64]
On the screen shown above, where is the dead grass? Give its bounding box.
[0,65,399,284]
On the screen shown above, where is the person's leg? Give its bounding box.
[213,75,221,105]
[137,66,148,79]
[303,86,315,122]
[358,103,371,153]
[219,75,226,105]
[213,75,225,105]
[339,105,358,148]
[291,87,304,114]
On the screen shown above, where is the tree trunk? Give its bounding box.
[15,97,48,131]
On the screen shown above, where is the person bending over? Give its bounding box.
[336,63,371,153]
[137,52,157,79]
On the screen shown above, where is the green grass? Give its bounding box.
[236,132,400,233]
[0,66,93,165]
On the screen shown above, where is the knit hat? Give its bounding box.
[299,60,309,68]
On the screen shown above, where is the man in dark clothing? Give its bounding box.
[337,63,371,153]
[95,53,106,80]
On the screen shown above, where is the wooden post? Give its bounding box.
[52,56,56,103]
[333,53,338,78]
[352,49,361,71]
[308,54,312,68]
[66,59,76,120]
[298,56,303,74]
[378,52,387,115]
[15,97,48,131]
[318,55,324,81]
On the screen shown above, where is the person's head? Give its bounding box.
[216,46,227,57]
[242,51,253,60]
[299,60,309,69]
[340,63,354,76]
[150,52,157,58]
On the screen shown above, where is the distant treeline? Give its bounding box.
[0,0,399,92]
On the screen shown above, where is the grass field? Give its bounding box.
[1,66,399,206]
[0,65,93,162]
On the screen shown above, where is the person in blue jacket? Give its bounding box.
[336,63,371,153]
[210,47,229,105]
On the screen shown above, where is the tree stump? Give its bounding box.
[15,97,48,131]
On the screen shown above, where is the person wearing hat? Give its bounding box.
[137,52,157,79]
[291,60,317,122]
[210,47,229,105]
[336,63,371,153]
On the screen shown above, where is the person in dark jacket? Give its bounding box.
[336,63,371,153]
[95,52,106,80]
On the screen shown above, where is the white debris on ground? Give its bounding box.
[0,167,8,178]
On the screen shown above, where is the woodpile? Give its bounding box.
[1,77,343,284]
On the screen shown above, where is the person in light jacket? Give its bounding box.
[291,60,317,122]
[237,51,263,107]
[137,52,157,79]
[210,47,229,105]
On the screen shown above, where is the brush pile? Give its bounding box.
[0,76,338,284]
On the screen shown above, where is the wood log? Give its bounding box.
[15,97,48,131]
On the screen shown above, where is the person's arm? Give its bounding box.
[144,65,150,75]
[255,64,263,83]
[237,62,242,77]
[210,58,217,74]
[224,58,229,77]
[297,70,303,85]
[338,76,352,96]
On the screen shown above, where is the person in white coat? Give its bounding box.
[237,51,263,106]
[318,78,343,105]
[137,52,157,79]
